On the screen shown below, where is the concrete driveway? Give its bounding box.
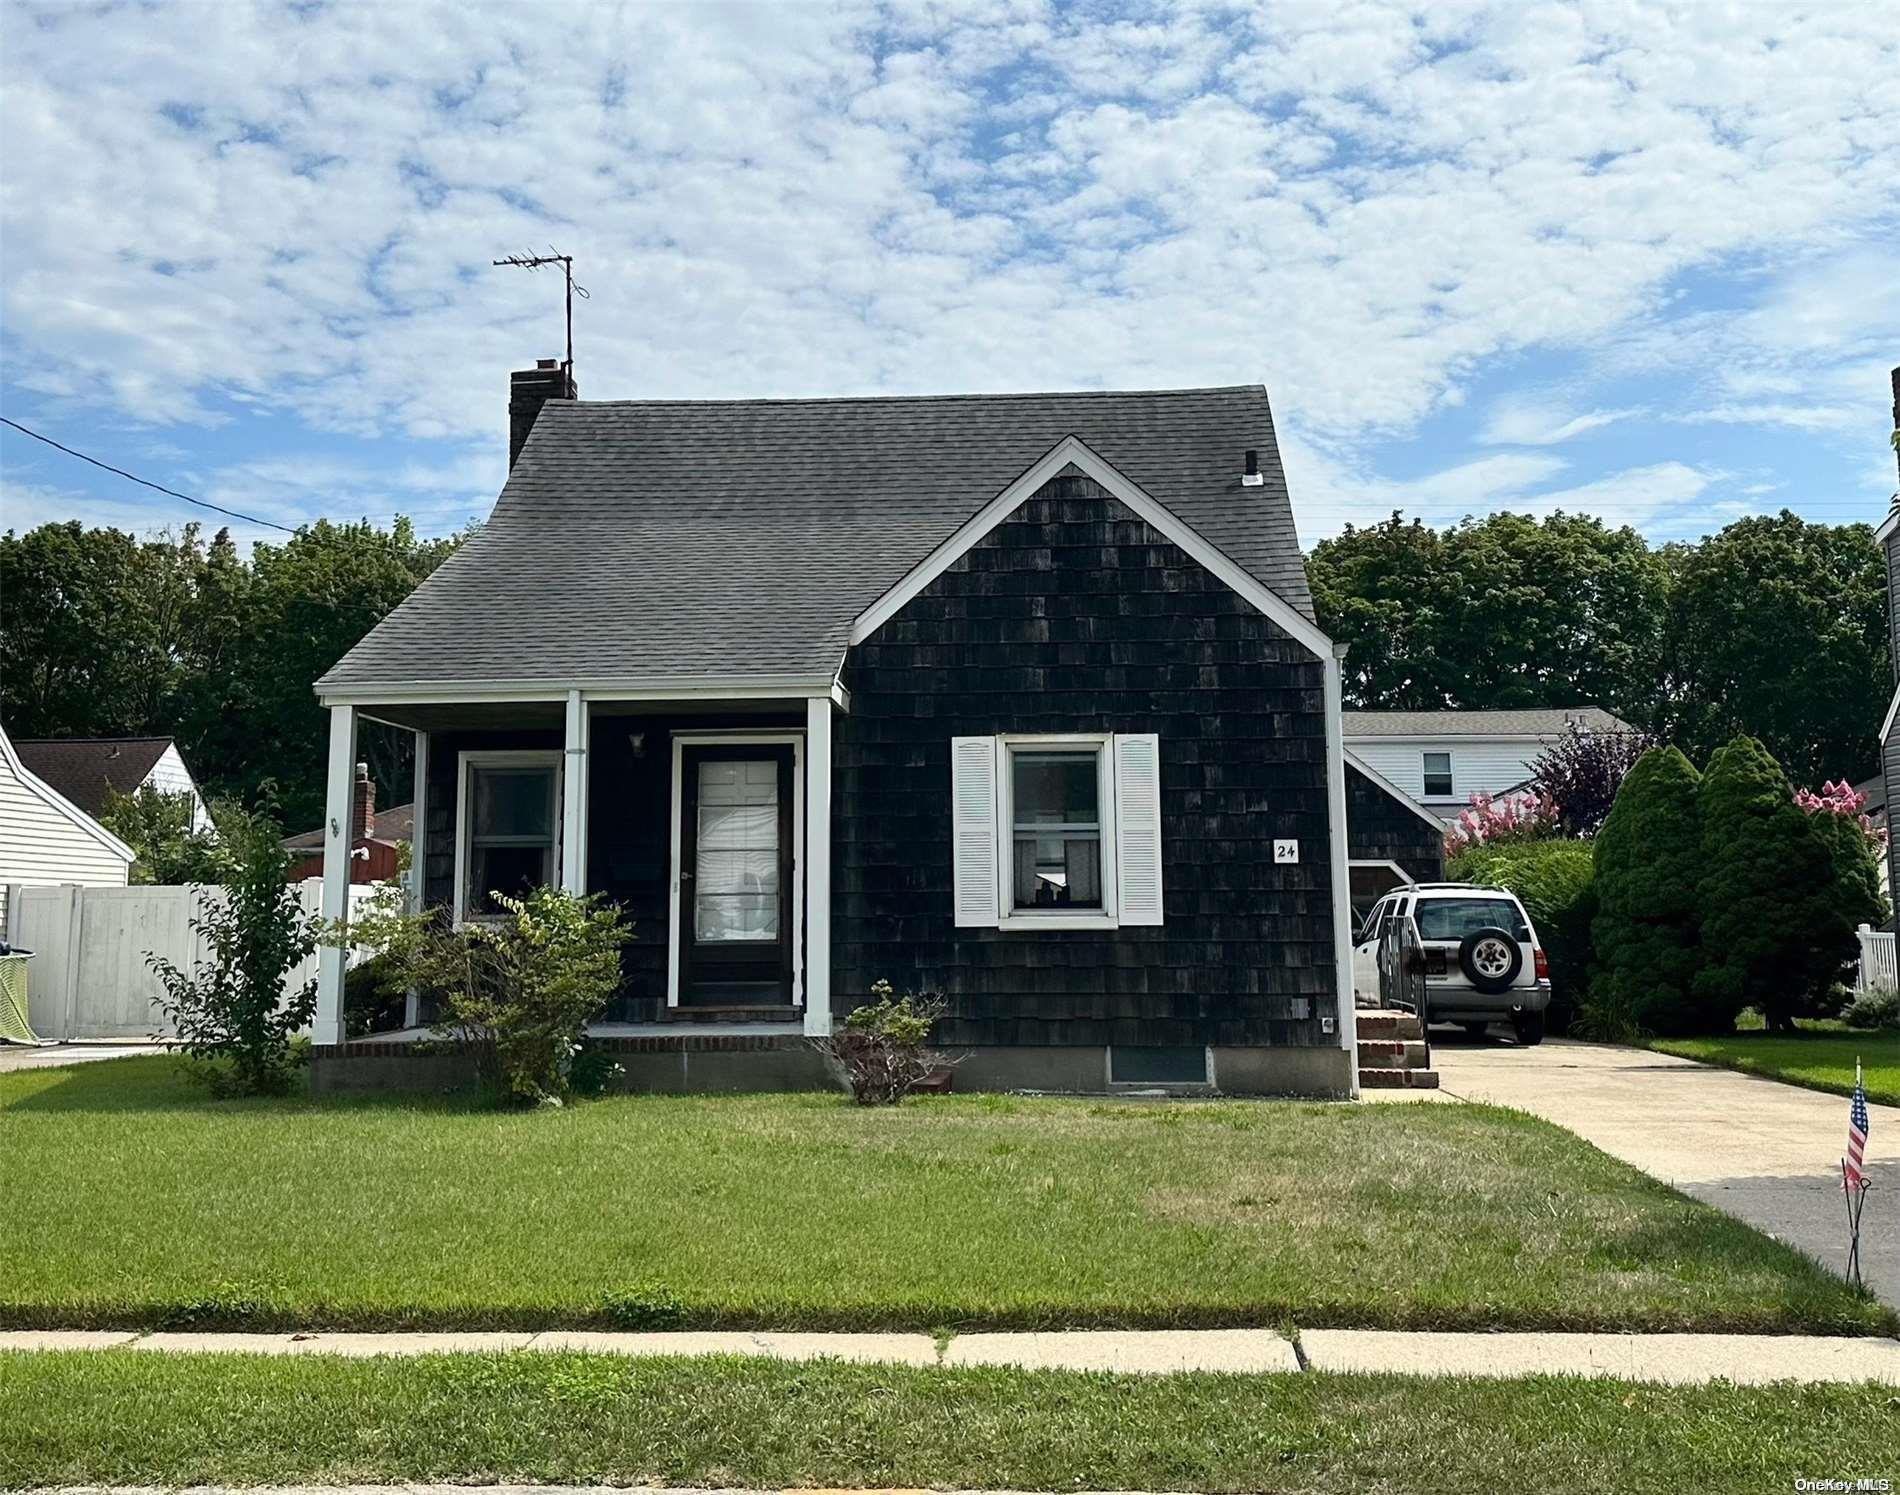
[1433,1035,1899,1308]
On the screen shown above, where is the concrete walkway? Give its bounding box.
[1433,1035,1900,1307]
[0,1040,164,1072]
[5,1326,1897,1385]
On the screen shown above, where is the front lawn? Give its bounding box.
[1647,1021,1899,1107]
[1,1350,1889,1493]
[0,1055,1887,1334]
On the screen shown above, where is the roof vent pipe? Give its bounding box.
[1240,449,1264,487]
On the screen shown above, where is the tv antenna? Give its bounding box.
[492,248,590,393]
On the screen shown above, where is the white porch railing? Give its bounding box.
[1857,923,1897,993]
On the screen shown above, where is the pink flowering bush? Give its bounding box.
[1443,790,1562,858]
[1793,779,1887,852]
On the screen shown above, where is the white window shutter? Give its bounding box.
[1113,733,1164,925]
[950,736,1001,927]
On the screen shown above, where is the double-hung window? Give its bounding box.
[1421,751,1453,798]
[951,733,1163,929]
[455,751,562,922]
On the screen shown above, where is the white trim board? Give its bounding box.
[319,674,846,708]
[847,433,1334,661]
[1344,748,1449,837]
[1883,684,1900,745]
[666,731,806,1012]
[0,724,136,864]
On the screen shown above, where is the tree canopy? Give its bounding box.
[1309,508,1884,782]
[0,517,464,831]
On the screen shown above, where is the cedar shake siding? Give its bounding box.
[834,473,1335,1051]
[1886,724,1900,918]
[1346,765,1444,882]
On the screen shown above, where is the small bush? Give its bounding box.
[1844,984,1900,1031]
[815,980,954,1105]
[601,1281,685,1329]
[568,1039,626,1097]
[1447,838,1595,1027]
[147,807,317,1097]
[343,952,409,1037]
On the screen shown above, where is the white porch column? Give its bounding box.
[804,696,833,1036]
[561,689,589,894]
[313,703,357,1047]
[403,728,429,1029]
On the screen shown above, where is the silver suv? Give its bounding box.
[1352,882,1552,1044]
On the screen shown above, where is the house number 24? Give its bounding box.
[1273,839,1299,864]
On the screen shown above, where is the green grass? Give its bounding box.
[2,1350,1892,1493]
[1647,1021,1900,1107]
[1,1054,1889,1334]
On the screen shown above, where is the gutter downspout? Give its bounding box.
[1323,641,1361,1099]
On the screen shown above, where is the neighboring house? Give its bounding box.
[308,365,1374,1096]
[0,722,135,933]
[1343,707,1637,821]
[1874,366,1900,917]
[11,735,214,834]
[1344,752,1446,920]
[283,763,411,884]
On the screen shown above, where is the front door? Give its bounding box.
[678,746,795,1006]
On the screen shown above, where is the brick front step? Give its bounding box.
[1356,1009,1424,1041]
[1358,1066,1441,1089]
[1357,1038,1429,1069]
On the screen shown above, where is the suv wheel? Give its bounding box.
[1458,927,1523,993]
[1512,1010,1546,1047]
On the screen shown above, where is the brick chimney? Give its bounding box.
[351,761,375,841]
[510,358,575,468]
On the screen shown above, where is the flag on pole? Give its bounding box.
[1845,1061,1869,1189]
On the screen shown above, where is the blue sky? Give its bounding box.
[2,0,1896,551]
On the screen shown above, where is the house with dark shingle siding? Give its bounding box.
[308,362,1438,1097]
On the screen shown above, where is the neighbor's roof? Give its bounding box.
[281,802,414,851]
[318,387,1312,692]
[11,736,176,816]
[1342,708,1634,738]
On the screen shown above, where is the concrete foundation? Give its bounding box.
[312,1034,1354,1099]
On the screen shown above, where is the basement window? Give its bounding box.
[1110,1046,1211,1085]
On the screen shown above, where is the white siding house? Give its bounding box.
[0,723,136,933]
[11,736,213,835]
[1343,707,1637,821]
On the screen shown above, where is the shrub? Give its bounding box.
[343,951,409,1037]
[1447,839,1595,1022]
[146,808,317,1096]
[815,980,954,1105]
[99,783,223,885]
[1529,721,1657,836]
[1695,736,1850,1032]
[1799,783,1889,939]
[1442,790,1562,858]
[601,1281,685,1329]
[1589,745,1704,1038]
[345,885,630,1106]
[1844,984,1900,1031]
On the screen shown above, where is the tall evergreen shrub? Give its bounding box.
[1589,745,1703,1036]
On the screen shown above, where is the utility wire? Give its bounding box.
[1,416,300,533]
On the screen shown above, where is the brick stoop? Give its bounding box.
[1356,1009,1438,1091]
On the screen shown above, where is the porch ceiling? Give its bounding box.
[358,697,815,733]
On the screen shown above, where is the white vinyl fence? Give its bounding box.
[1858,923,1897,995]
[2,880,381,1042]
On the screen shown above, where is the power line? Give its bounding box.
[2,416,299,534]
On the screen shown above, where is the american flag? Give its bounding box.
[1845,1062,1870,1189]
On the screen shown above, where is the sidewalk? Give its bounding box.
[5,1326,1897,1385]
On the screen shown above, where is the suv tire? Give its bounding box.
[1458,927,1523,993]
[1512,1010,1546,1046]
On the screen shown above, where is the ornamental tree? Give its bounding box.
[1442,790,1561,858]
[1590,746,1704,1037]
[1694,737,1849,1032]
[1796,779,1889,941]
[1530,721,1657,836]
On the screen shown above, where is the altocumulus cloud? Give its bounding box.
[1,0,1896,540]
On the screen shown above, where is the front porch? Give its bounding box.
[310,680,844,1046]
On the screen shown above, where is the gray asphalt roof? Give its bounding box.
[318,386,1312,692]
[1342,708,1635,738]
